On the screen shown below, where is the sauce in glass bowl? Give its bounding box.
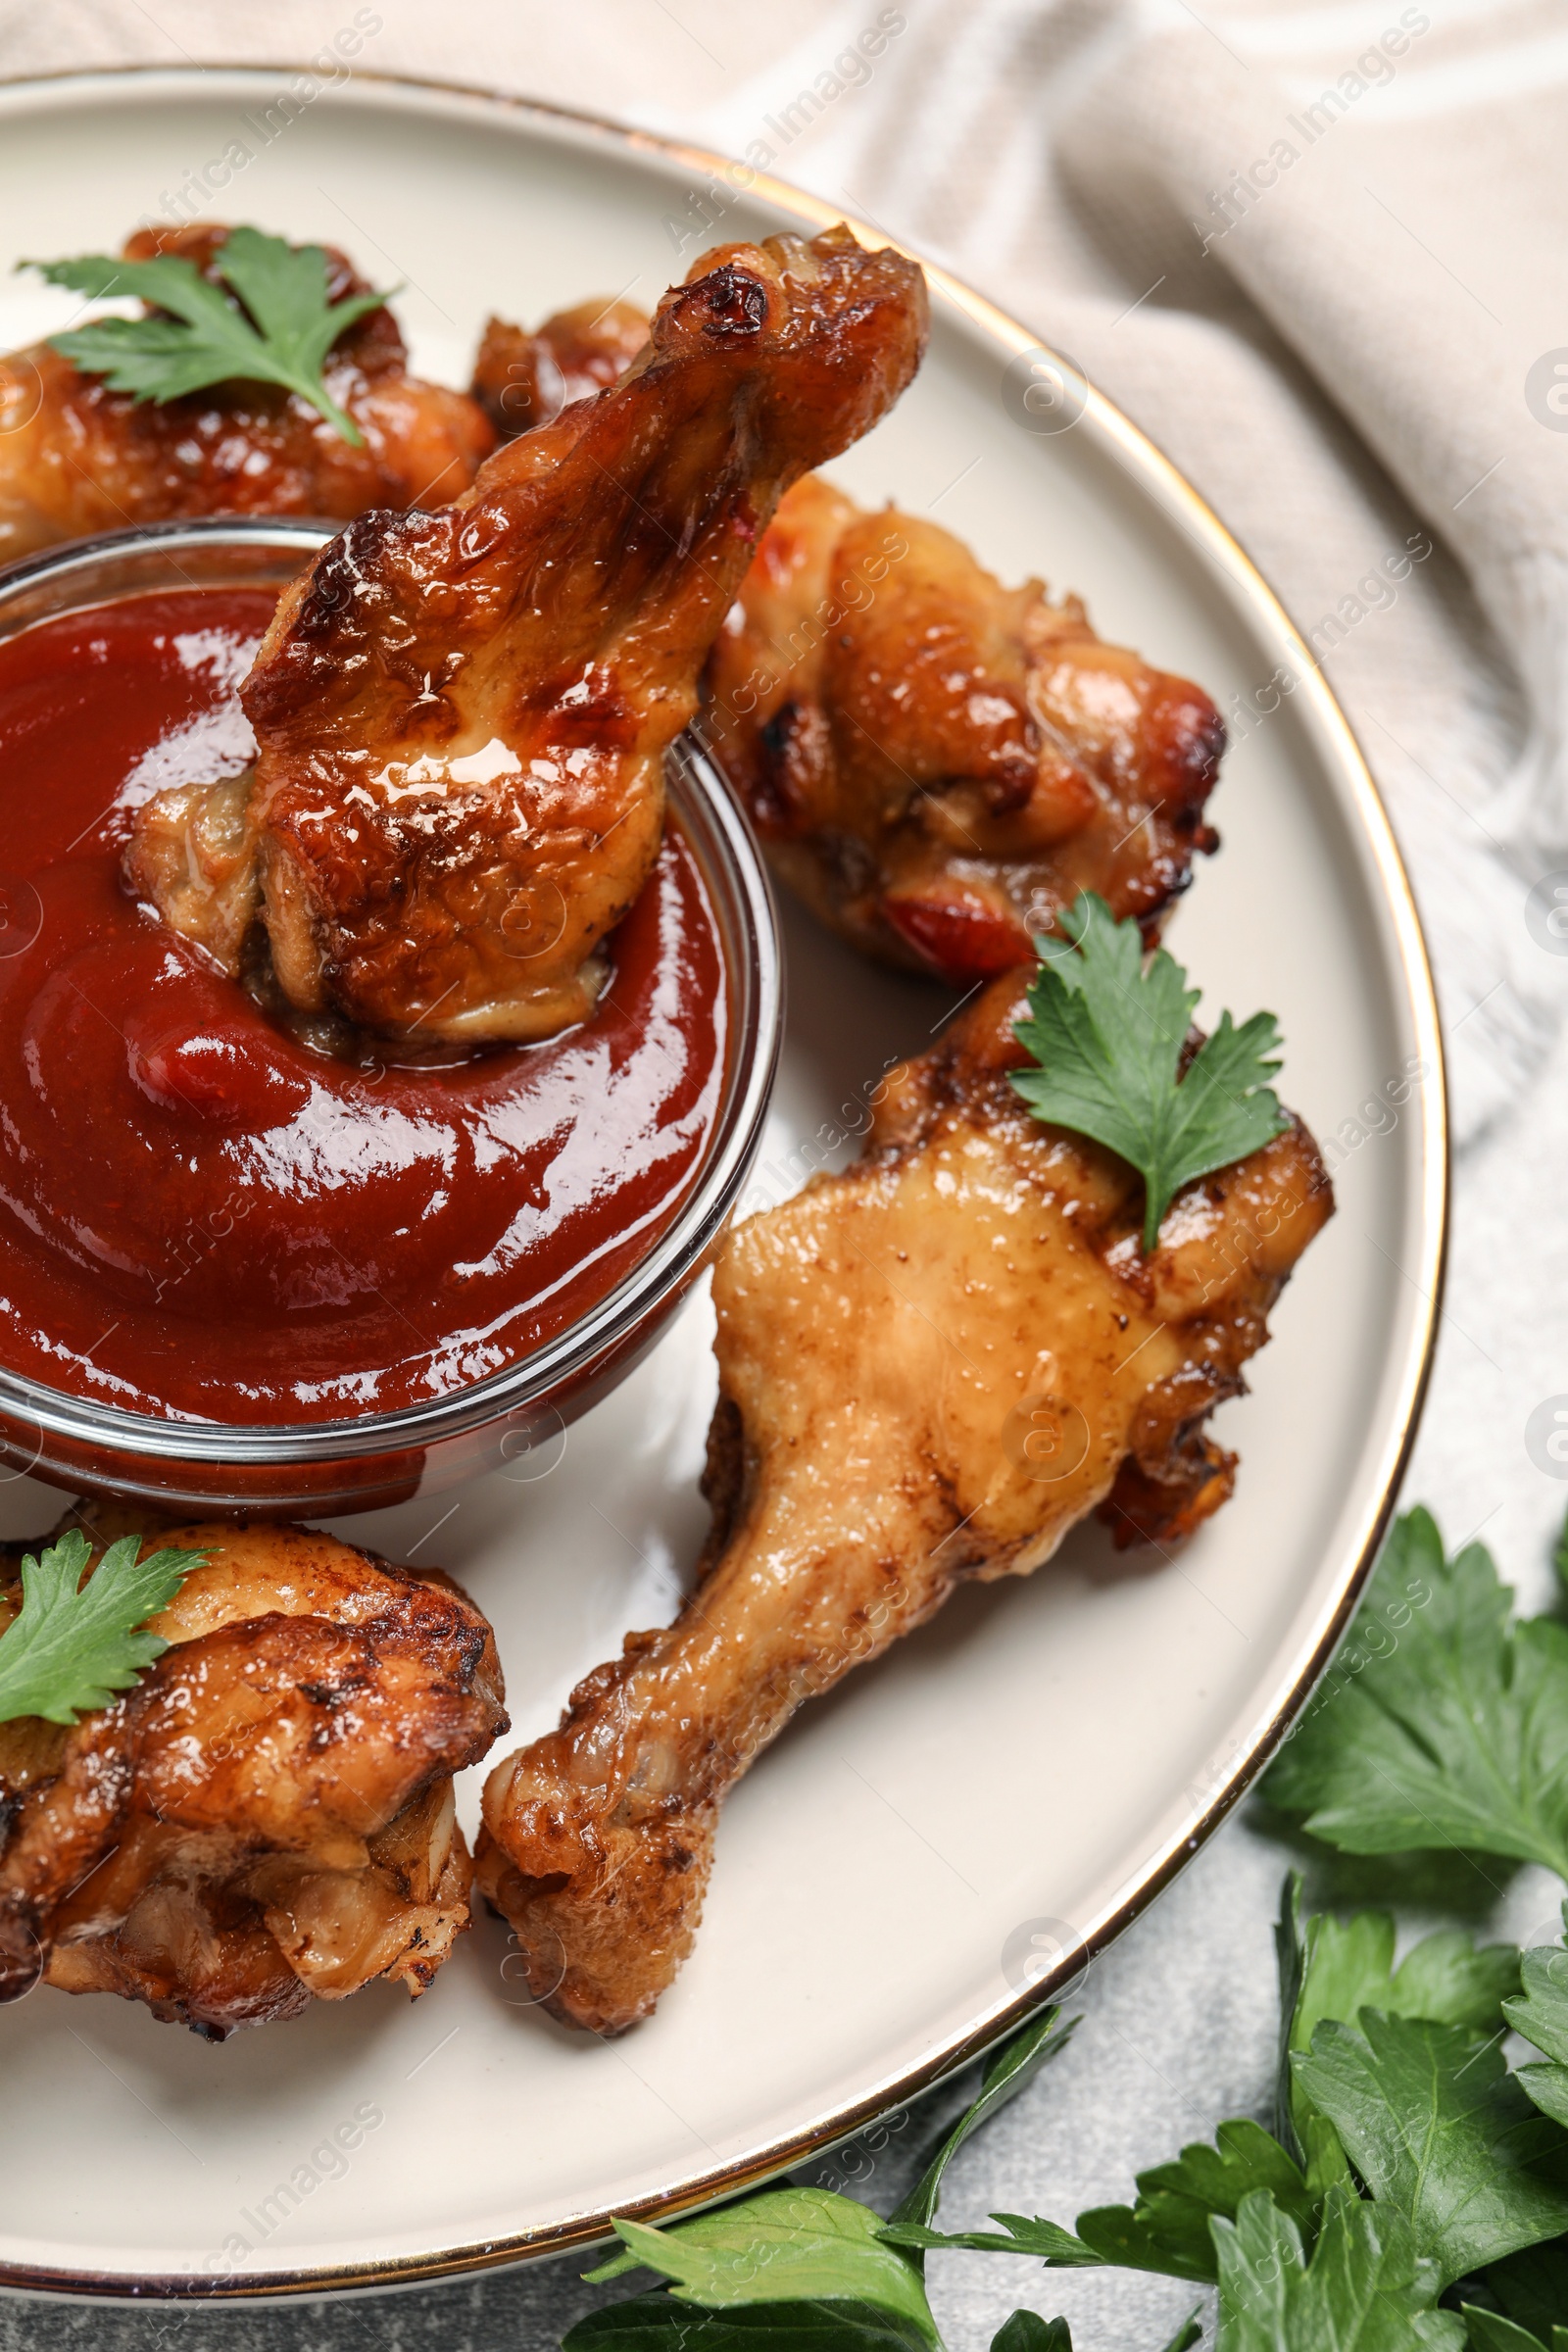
[0,582,728,1425]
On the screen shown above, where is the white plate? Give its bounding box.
[0,68,1444,2303]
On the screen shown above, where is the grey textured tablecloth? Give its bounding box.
[2,2,1565,2344]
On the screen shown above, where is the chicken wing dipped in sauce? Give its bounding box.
[703,474,1225,985]
[476,972,1332,2033]
[0,1510,506,2038]
[470,297,649,436]
[0,223,495,564]
[126,225,929,1045]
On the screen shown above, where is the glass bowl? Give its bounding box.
[0,518,781,1516]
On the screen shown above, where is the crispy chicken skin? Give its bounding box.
[0,1510,507,2038]
[125,225,928,1045]
[470,298,649,436]
[0,223,495,564]
[703,474,1225,984]
[476,973,1332,2033]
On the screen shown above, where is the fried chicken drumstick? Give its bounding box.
[126,226,928,1044]
[704,474,1226,985]
[0,223,494,564]
[0,1511,506,2038]
[476,973,1332,2033]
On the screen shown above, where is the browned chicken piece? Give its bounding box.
[0,223,495,564]
[470,297,649,435]
[703,473,1225,986]
[476,972,1332,2032]
[0,1510,507,2038]
[125,225,928,1045]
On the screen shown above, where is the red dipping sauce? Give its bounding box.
[0,589,726,1423]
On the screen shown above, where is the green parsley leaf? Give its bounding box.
[1264,1507,1568,1878]
[1503,1928,1568,2129]
[563,2296,932,2352]
[1211,2181,1461,2351]
[989,2316,1205,2352]
[1074,2121,1319,2286]
[882,2122,1315,2287]
[887,2006,1076,2246]
[875,2215,1102,2265]
[1460,2309,1568,2352]
[987,2314,1212,2352]
[1291,2012,1568,2286]
[1158,2319,1204,2352]
[581,2192,937,2344]
[1008,893,1287,1251]
[0,1529,203,1725]
[26,227,391,444]
[1276,1874,1519,2190]
[1475,2238,1568,2339]
[989,2316,1071,2352]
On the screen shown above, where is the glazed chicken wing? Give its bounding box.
[470,297,649,436]
[476,973,1331,2032]
[0,1511,506,2038]
[0,223,495,564]
[703,474,1225,984]
[125,226,928,1044]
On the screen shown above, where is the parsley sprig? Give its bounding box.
[1010,894,1288,1251]
[0,1528,203,1725]
[24,227,392,444]
[1263,1507,1568,1878]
